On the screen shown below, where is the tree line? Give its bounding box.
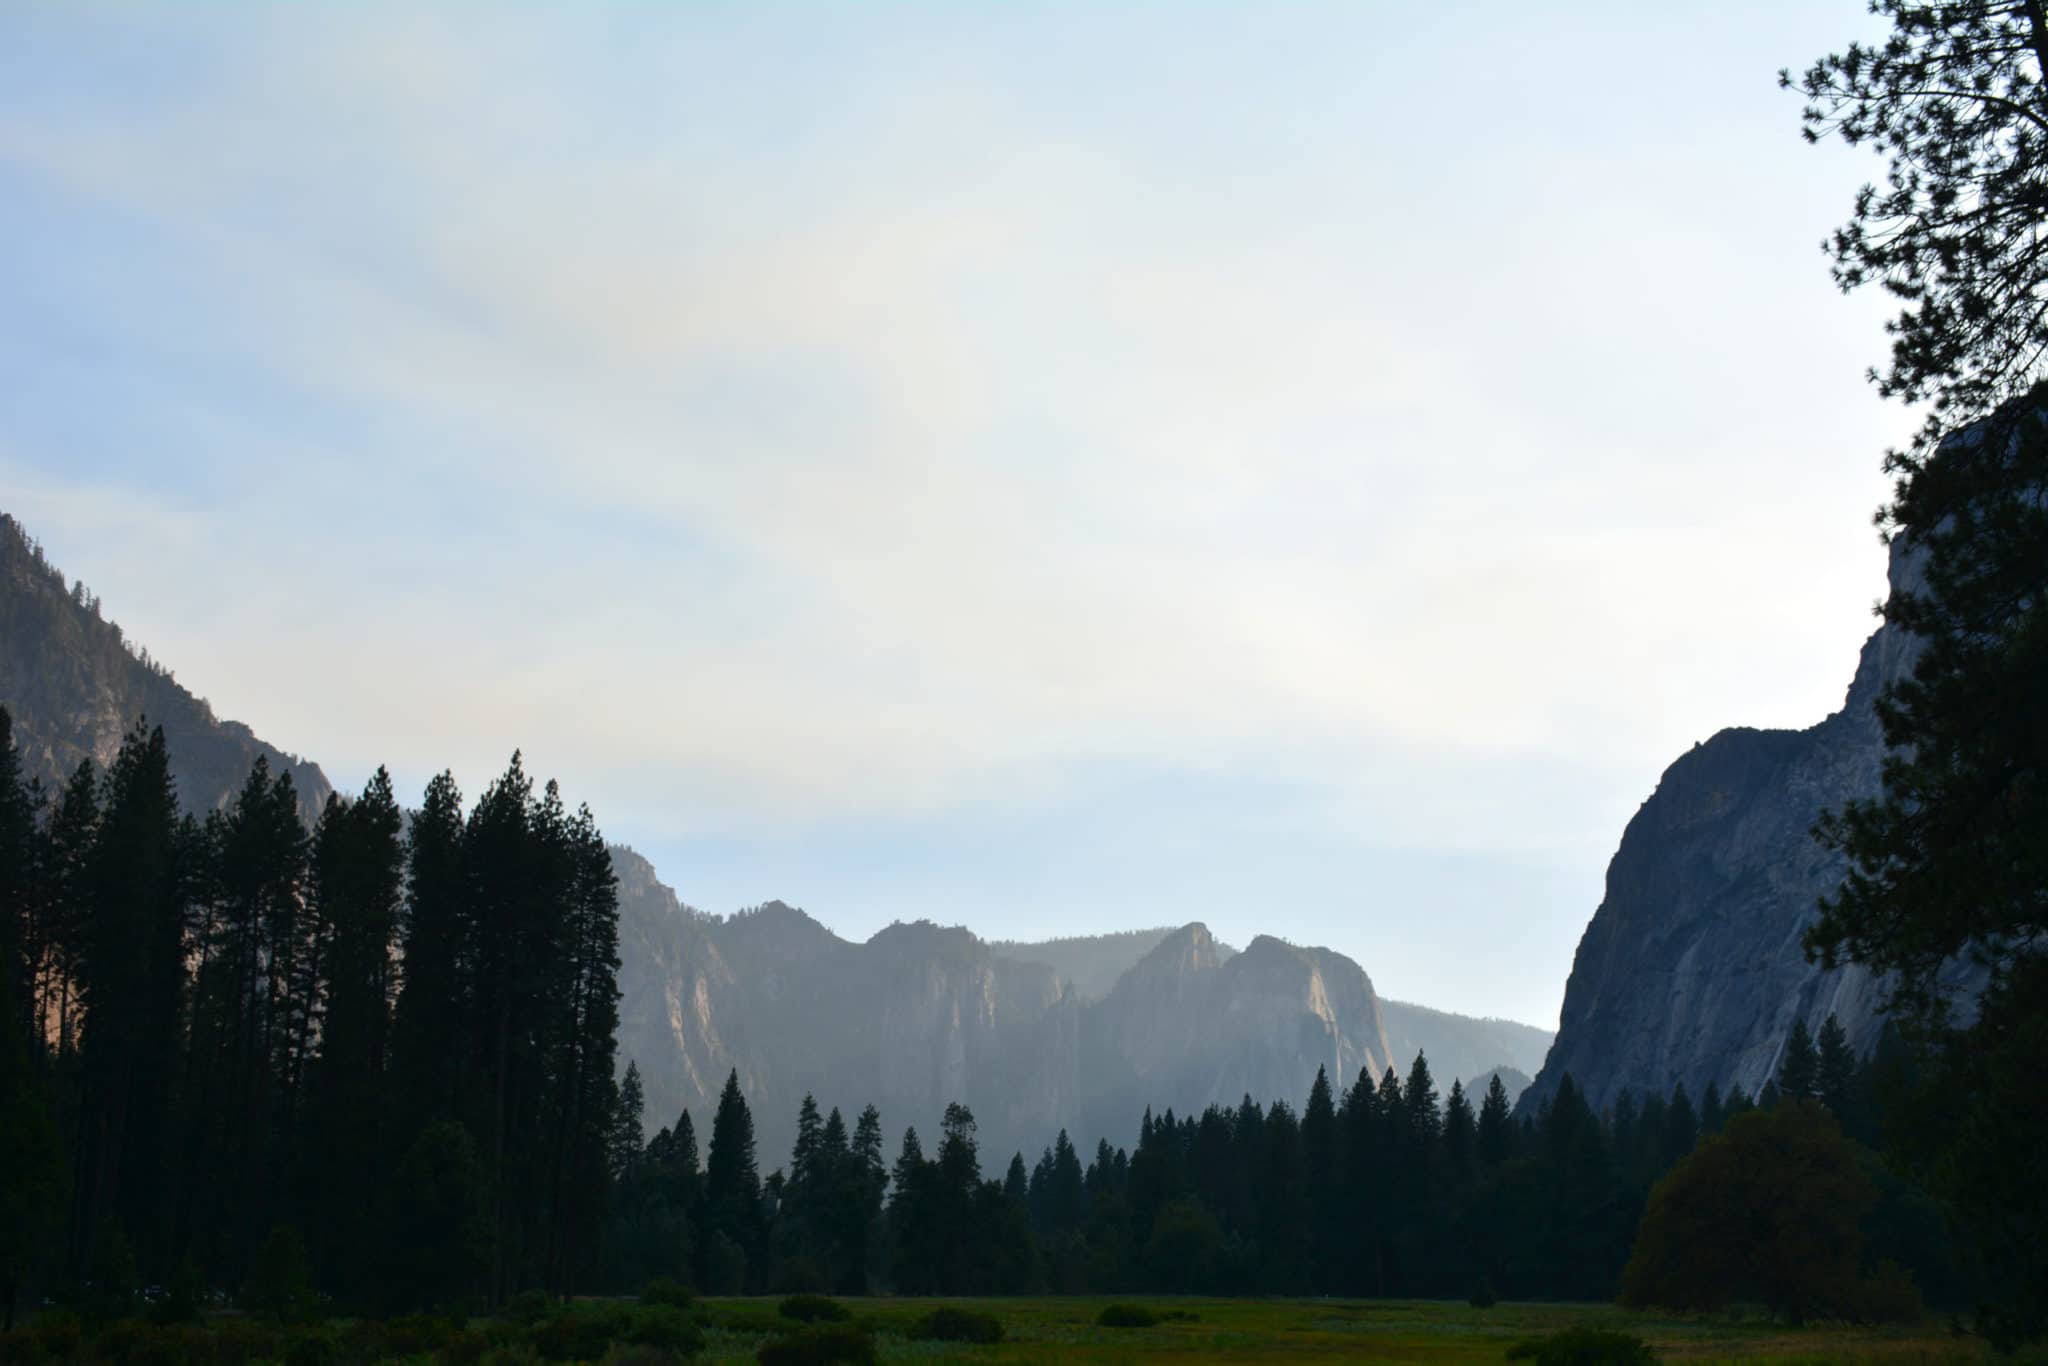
[599,1015,1962,1307]
[0,710,622,1324]
[0,707,1975,1323]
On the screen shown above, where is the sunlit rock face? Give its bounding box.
[1522,535,1982,1117]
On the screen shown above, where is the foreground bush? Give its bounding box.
[1095,1304,1159,1328]
[625,1306,703,1356]
[638,1279,695,1310]
[907,1307,1003,1343]
[775,1296,847,1324]
[1505,1326,1656,1365]
[755,1324,875,1366]
[533,1306,630,1362]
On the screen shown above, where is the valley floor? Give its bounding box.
[693,1296,1994,1364]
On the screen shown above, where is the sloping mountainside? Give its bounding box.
[1522,536,1982,1116]
[0,513,331,818]
[616,861,1404,1168]
[1378,999,1553,1090]
[992,928,1550,1087]
[0,505,1540,1172]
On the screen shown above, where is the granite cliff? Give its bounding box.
[1522,535,1970,1115]
[993,927,1554,1082]
[614,861,1417,1167]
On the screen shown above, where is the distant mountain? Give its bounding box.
[1378,999,1553,1092]
[0,505,1555,1173]
[0,513,331,818]
[1522,532,1985,1117]
[616,864,1412,1167]
[990,926,1236,1001]
[1463,1066,1533,1107]
[992,927,1551,1088]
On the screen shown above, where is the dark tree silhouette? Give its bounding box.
[1785,2,2048,451]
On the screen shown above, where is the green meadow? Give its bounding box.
[689,1296,1996,1364]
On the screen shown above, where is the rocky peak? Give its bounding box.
[1521,530,1977,1117]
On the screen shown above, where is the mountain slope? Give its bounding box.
[0,513,331,817]
[1521,536,1978,1115]
[615,878,1410,1168]
[1378,999,1553,1090]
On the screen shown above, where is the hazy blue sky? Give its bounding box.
[2,3,1912,1027]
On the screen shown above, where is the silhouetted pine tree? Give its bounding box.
[1476,1072,1514,1167]
[301,769,404,1300]
[1443,1079,1475,1180]
[33,762,98,1061]
[700,1070,761,1291]
[73,720,190,1277]
[0,709,36,1040]
[1815,1013,1856,1115]
[1777,1018,1820,1101]
[389,771,467,1140]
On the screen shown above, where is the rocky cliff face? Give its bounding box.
[613,846,1080,1167]
[613,867,1408,1169]
[0,513,331,818]
[1522,538,1967,1115]
[993,927,1553,1083]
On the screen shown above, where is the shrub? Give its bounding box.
[601,1349,685,1366]
[624,1307,702,1356]
[532,1307,628,1363]
[775,1297,847,1325]
[30,1312,81,1363]
[211,1318,281,1366]
[243,1227,318,1325]
[80,1321,149,1365]
[479,1343,542,1366]
[440,1329,490,1366]
[1504,1326,1656,1365]
[282,1327,338,1366]
[1469,1276,1499,1309]
[83,1321,215,1366]
[710,1308,781,1336]
[753,1325,875,1366]
[150,1261,206,1327]
[907,1308,1002,1344]
[637,1280,695,1310]
[1095,1304,1159,1328]
[1854,1259,1927,1325]
[503,1291,556,1328]
[380,1313,456,1356]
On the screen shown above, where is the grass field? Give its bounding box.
[692,1295,2003,1364]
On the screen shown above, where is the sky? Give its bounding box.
[0,2,1913,1029]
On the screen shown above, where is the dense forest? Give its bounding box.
[0,709,622,1321]
[0,708,1963,1328]
[611,1021,1960,1312]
